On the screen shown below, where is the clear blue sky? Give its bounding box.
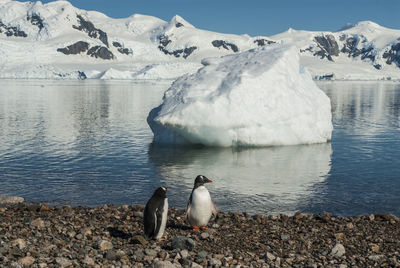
[22,0,400,36]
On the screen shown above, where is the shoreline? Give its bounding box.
[0,202,399,267]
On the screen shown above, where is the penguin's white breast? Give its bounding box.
[190,186,212,224]
[155,198,168,239]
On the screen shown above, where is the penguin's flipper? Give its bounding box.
[211,201,218,217]
[143,204,156,238]
[185,192,193,221]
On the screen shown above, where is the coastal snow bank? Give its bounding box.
[147,44,333,147]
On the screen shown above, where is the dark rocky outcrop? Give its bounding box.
[87,45,114,60]
[313,34,339,61]
[159,35,171,47]
[175,22,184,28]
[254,39,275,47]
[0,20,27,37]
[73,15,109,47]
[112,41,133,55]
[212,40,239,52]
[383,43,400,67]
[57,41,89,55]
[27,13,44,31]
[159,46,197,59]
[157,35,197,59]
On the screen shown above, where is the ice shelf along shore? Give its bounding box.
[147,44,333,147]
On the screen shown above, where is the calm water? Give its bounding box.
[0,79,399,216]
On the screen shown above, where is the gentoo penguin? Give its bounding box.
[143,187,168,240]
[186,175,217,231]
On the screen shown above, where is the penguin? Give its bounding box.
[143,186,168,240]
[186,175,217,231]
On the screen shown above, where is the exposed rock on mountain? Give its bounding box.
[87,45,114,60]
[27,13,44,31]
[57,41,89,55]
[0,1,399,80]
[0,20,27,37]
[211,40,239,52]
[254,38,276,46]
[112,42,133,55]
[73,14,109,47]
[158,34,197,58]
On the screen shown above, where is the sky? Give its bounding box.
[19,0,400,36]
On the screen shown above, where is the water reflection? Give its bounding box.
[149,143,332,215]
[1,80,399,216]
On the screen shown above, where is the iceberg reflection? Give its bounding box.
[149,143,332,215]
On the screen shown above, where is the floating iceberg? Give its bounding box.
[147,44,333,147]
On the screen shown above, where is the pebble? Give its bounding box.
[0,203,399,267]
[97,240,113,251]
[171,236,196,251]
[331,243,346,257]
[18,256,35,266]
[55,257,72,267]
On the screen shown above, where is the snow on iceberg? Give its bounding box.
[147,44,333,147]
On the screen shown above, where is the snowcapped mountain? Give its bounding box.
[273,21,400,80]
[0,0,399,80]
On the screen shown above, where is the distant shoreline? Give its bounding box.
[0,201,399,267]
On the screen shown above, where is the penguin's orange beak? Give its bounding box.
[205,178,212,183]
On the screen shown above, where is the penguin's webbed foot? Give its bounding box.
[192,226,200,232]
[157,237,166,242]
[200,226,208,230]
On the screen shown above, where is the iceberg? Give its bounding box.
[147,44,333,147]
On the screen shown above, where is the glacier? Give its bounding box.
[147,45,333,147]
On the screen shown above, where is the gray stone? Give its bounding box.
[145,248,158,257]
[368,255,384,261]
[97,240,113,251]
[134,211,144,218]
[132,235,147,245]
[55,257,72,267]
[30,218,45,228]
[151,260,177,268]
[0,196,25,205]
[171,236,196,251]
[11,239,26,249]
[330,243,345,257]
[18,256,35,266]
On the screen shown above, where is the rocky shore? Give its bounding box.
[0,202,399,267]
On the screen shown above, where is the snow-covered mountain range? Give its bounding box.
[1,0,399,80]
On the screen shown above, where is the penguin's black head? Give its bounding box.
[153,186,168,198]
[194,175,212,188]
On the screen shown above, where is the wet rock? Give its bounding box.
[0,196,25,206]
